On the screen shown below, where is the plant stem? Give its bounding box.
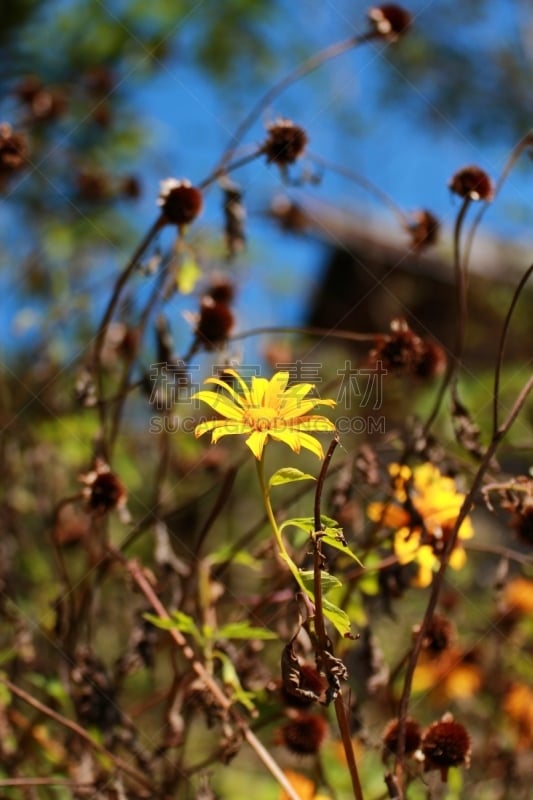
[256,455,293,567]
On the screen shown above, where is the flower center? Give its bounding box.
[243,406,282,432]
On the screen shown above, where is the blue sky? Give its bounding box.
[2,0,531,367]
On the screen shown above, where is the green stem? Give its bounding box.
[255,456,293,567]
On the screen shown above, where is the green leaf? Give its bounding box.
[269,468,316,489]
[299,569,342,596]
[144,611,203,644]
[279,516,315,535]
[321,599,354,638]
[216,621,277,641]
[214,651,258,712]
[321,528,363,565]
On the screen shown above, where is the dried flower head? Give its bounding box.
[0,123,29,176]
[370,318,445,379]
[121,175,141,199]
[76,171,110,202]
[414,614,455,655]
[194,296,235,350]
[382,717,422,761]
[421,714,471,780]
[263,118,308,166]
[449,166,494,201]
[368,4,412,40]
[406,209,440,250]
[80,459,129,521]
[206,278,235,305]
[276,713,327,756]
[158,178,203,227]
[15,76,67,122]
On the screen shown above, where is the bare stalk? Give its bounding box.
[115,551,304,800]
[0,676,154,792]
[312,435,364,800]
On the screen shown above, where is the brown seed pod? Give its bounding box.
[449,165,494,201]
[276,713,328,756]
[0,123,29,176]
[263,118,308,166]
[158,178,203,227]
[367,4,412,40]
[421,715,471,781]
[382,717,422,762]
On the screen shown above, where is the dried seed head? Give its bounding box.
[158,178,203,227]
[382,717,422,761]
[407,209,440,250]
[263,118,308,166]
[414,339,447,379]
[277,713,327,755]
[77,171,110,201]
[449,166,494,201]
[0,123,29,175]
[80,459,128,517]
[195,297,235,350]
[421,715,471,780]
[414,614,455,655]
[370,318,445,379]
[121,175,142,199]
[368,4,412,40]
[370,318,424,372]
[206,278,235,305]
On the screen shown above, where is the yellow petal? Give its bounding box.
[394,528,422,564]
[193,390,245,420]
[245,430,269,459]
[449,546,466,571]
[264,371,290,408]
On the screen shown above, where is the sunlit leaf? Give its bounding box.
[144,611,203,644]
[321,528,362,565]
[269,467,316,489]
[176,255,202,294]
[216,622,277,640]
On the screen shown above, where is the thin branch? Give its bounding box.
[214,31,376,173]
[308,152,410,228]
[93,214,165,448]
[312,435,364,800]
[422,196,471,437]
[492,263,533,436]
[114,551,304,800]
[464,131,533,270]
[0,677,154,792]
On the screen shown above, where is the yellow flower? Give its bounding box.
[193,369,335,460]
[504,684,533,749]
[368,463,474,587]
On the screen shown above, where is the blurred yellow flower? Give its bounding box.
[413,648,482,701]
[502,577,533,615]
[368,463,474,587]
[278,770,332,800]
[504,684,533,749]
[194,369,335,460]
